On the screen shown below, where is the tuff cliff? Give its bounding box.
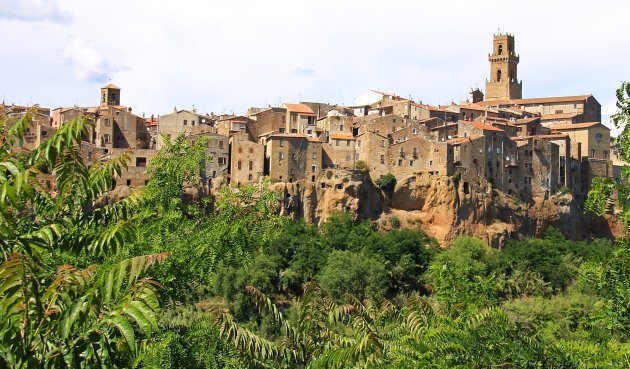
[269,170,625,247]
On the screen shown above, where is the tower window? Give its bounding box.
[497,69,502,82]
[498,44,503,55]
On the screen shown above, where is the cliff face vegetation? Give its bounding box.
[268,170,625,247]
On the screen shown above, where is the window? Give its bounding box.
[336,140,340,146]
[237,161,242,170]
[183,119,187,126]
[380,155,385,164]
[280,140,284,147]
[238,147,243,153]
[104,134,110,143]
[409,160,414,166]
[191,120,195,126]
[430,160,433,166]
[398,159,402,166]
[498,44,503,55]
[219,141,224,149]
[104,118,110,126]
[249,148,254,153]
[279,152,284,160]
[248,174,253,181]
[312,165,317,172]
[312,152,317,159]
[218,157,226,165]
[381,140,385,147]
[135,157,147,167]
[604,150,609,159]
[42,131,48,137]
[412,128,417,134]
[346,140,350,147]
[497,69,502,82]
[339,124,344,132]
[248,161,253,170]
[590,149,595,158]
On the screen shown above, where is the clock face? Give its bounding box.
[596,133,603,142]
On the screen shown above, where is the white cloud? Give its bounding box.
[0,0,71,22]
[61,37,112,83]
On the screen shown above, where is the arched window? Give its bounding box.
[498,44,503,55]
[497,69,502,82]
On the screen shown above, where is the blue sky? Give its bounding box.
[0,0,628,133]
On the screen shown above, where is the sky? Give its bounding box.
[0,0,628,133]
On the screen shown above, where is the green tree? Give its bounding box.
[318,250,389,302]
[428,236,502,314]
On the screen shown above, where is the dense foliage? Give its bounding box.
[3,82,630,368]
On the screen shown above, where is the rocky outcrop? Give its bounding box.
[269,170,625,247]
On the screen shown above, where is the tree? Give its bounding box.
[0,111,166,367]
[428,236,502,314]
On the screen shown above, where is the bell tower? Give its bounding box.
[485,33,522,101]
[100,84,121,107]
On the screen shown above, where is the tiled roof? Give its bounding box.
[330,133,355,140]
[102,83,120,89]
[550,122,601,130]
[514,117,539,125]
[540,112,579,120]
[472,122,504,132]
[269,133,307,138]
[283,103,316,115]
[512,133,569,140]
[476,95,591,106]
[447,134,483,145]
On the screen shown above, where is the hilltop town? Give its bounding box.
[1,34,621,241]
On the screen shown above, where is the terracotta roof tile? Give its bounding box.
[447,134,483,145]
[550,122,601,130]
[540,112,579,120]
[472,121,504,132]
[283,103,316,115]
[330,133,355,140]
[102,83,120,89]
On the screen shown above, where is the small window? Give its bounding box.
[346,140,350,147]
[135,157,147,167]
[280,140,285,147]
[381,140,385,147]
[312,152,317,159]
[248,161,253,170]
[603,150,608,159]
[409,160,414,166]
[279,152,284,160]
[237,161,242,170]
[183,119,187,126]
[41,131,48,137]
[498,44,503,55]
[497,69,502,82]
[191,120,195,126]
[126,179,132,186]
[590,149,595,158]
[249,147,254,153]
[248,174,253,181]
[336,140,340,146]
[312,165,317,172]
[380,155,385,164]
[412,128,417,134]
[219,141,224,149]
[238,147,243,153]
[339,124,344,132]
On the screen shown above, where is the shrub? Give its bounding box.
[390,216,401,229]
[325,170,333,179]
[354,160,369,173]
[376,173,397,193]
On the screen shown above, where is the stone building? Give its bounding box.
[157,109,214,149]
[485,33,522,101]
[389,136,452,177]
[187,131,230,186]
[229,132,264,186]
[323,133,356,169]
[282,103,316,134]
[354,131,391,179]
[550,122,612,189]
[264,133,322,183]
[248,107,287,137]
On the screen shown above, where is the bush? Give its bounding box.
[318,250,389,301]
[354,160,369,173]
[376,173,397,193]
[325,170,333,179]
[390,216,401,229]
